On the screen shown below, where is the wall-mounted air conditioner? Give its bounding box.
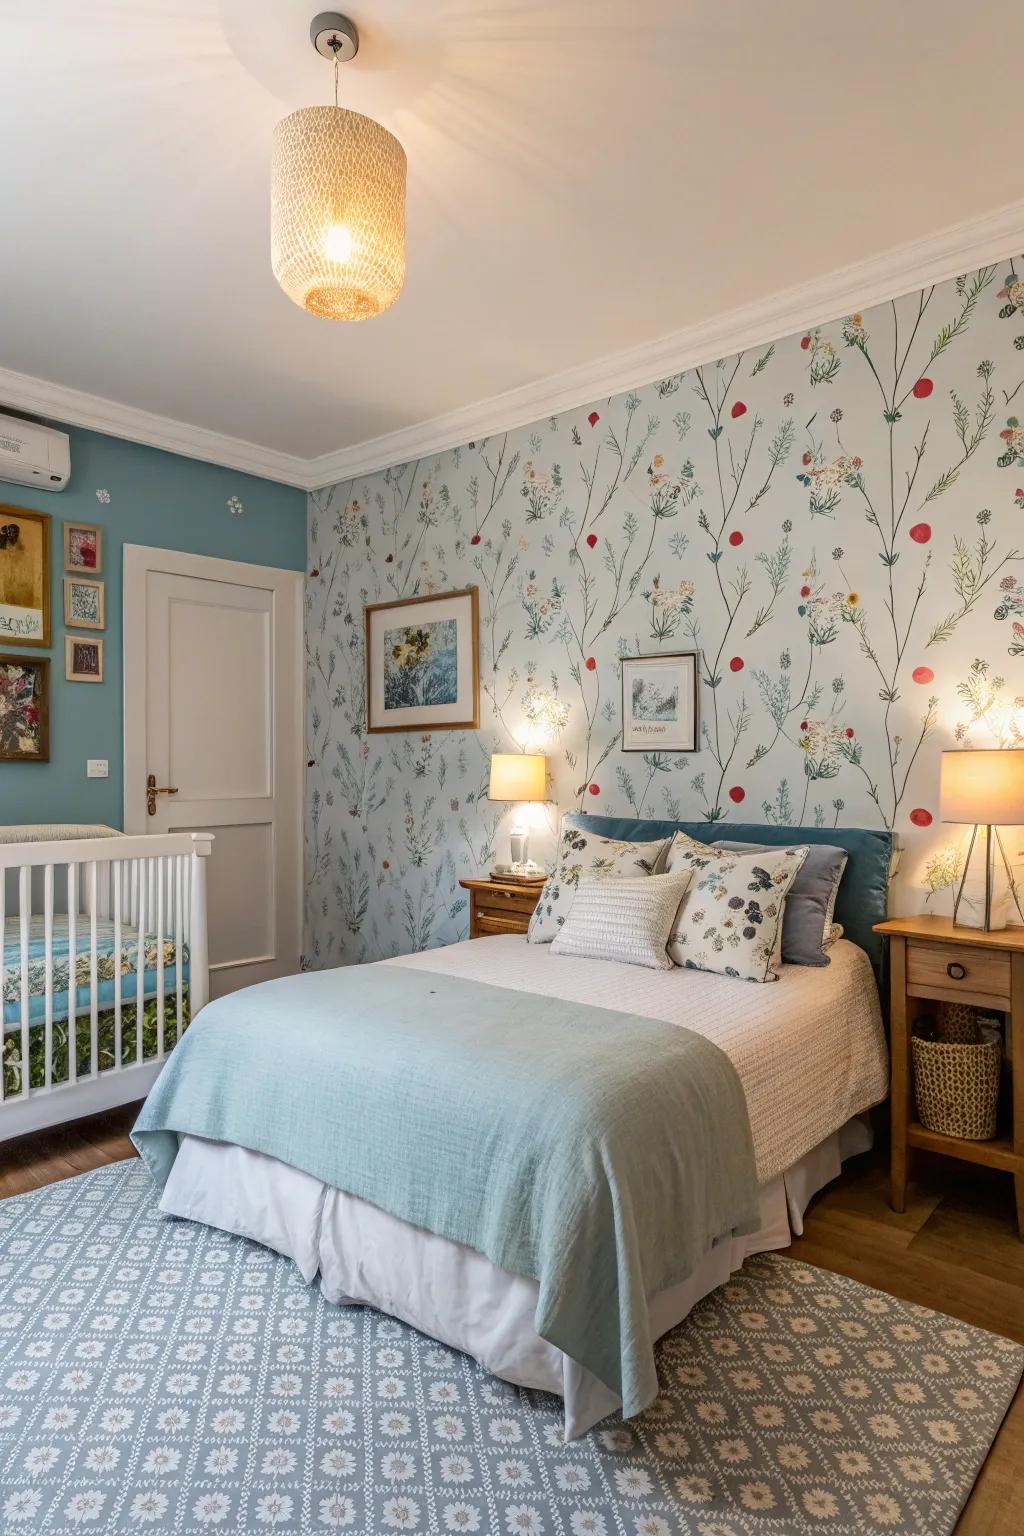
[0,413,70,491]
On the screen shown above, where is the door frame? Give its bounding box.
[122,543,304,982]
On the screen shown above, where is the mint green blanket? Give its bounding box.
[133,963,759,1417]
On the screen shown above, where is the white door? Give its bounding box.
[123,545,303,998]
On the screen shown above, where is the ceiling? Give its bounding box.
[1,1,1022,484]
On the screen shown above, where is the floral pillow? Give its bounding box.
[664,837,809,982]
[527,818,671,944]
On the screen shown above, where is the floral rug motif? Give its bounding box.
[0,1162,1020,1534]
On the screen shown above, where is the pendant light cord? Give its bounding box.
[333,42,341,108]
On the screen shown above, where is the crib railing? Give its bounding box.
[1,832,211,1140]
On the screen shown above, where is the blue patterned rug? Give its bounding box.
[0,1162,1020,1535]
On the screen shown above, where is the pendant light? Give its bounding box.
[271,13,406,322]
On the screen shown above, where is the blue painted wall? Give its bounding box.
[1,423,306,827]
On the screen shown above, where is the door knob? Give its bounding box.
[146,773,179,817]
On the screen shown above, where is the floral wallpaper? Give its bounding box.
[305,259,1024,967]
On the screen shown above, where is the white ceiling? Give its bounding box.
[1,1,1022,482]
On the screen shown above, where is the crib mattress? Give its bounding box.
[2,917,189,1030]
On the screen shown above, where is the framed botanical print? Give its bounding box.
[621,651,700,752]
[64,520,102,574]
[0,505,50,647]
[0,653,49,761]
[63,576,105,630]
[65,635,104,683]
[365,586,480,733]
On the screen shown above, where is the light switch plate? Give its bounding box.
[86,759,108,779]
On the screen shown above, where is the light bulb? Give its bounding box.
[324,223,354,264]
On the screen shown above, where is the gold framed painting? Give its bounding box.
[63,576,105,630]
[0,652,50,761]
[65,635,104,683]
[0,505,51,648]
[64,520,103,574]
[365,586,480,733]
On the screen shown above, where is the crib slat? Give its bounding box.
[66,864,77,1086]
[18,867,30,1099]
[44,865,54,1090]
[175,854,184,1038]
[113,860,123,1071]
[135,861,146,1064]
[156,856,165,1059]
[88,861,99,1079]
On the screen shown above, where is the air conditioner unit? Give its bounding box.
[0,413,70,492]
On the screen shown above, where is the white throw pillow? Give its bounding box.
[664,837,809,982]
[527,818,671,943]
[550,870,694,970]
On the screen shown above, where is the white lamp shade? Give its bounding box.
[271,106,406,322]
[939,749,1024,824]
[488,753,547,802]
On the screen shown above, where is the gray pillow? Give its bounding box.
[713,841,849,967]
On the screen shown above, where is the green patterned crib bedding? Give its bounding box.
[2,917,190,1096]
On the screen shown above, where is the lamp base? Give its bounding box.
[952,825,1023,932]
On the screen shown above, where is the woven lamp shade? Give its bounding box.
[271,105,406,322]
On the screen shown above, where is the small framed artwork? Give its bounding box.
[64,521,103,574]
[63,576,105,630]
[621,651,700,753]
[65,635,104,683]
[0,505,51,647]
[365,586,480,733]
[0,652,49,761]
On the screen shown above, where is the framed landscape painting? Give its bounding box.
[0,653,49,761]
[621,651,700,753]
[0,505,50,647]
[365,586,479,733]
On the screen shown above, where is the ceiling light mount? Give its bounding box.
[309,12,358,63]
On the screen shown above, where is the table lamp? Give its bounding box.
[939,748,1024,930]
[488,753,547,877]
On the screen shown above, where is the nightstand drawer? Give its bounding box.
[476,887,542,921]
[906,939,1011,1007]
[476,909,533,937]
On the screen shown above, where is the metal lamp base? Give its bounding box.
[952,824,1024,931]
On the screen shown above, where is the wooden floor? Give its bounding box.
[2,1112,1022,1533]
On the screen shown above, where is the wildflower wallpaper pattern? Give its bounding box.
[306,260,1024,966]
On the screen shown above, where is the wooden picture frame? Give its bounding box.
[621,651,700,753]
[0,652,50,761]
[63,520,103,575]
[364,586,480,733]
[65,635,104,683]
[63,576,105,630]
[0,505,51,648]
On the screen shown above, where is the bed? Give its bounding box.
[134,820,891,1439]
[0,825,212,1138]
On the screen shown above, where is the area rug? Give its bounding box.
[0,1164,1020,1535]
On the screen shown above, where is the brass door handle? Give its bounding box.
[146,773,179,817]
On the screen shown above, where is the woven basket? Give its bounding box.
[936,1000,980,1044]
[912,1033,1001,1140]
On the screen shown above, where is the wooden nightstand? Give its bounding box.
[459,877,546,939]
[874,914,1024,1238]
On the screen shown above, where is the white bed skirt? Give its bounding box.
[160,1116,872,1439]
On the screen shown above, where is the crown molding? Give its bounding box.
[0,365,310,488]
[305,195,1024,489]
[2,196,1023,494]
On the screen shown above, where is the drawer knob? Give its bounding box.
[946,961,967,981]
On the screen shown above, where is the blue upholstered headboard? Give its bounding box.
[564,814,893,976]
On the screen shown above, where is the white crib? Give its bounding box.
[1,830,211,1141]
